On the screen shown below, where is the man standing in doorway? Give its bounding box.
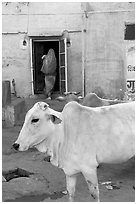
[41,49,57,99]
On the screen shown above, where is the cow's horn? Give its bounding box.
[38,102,49,110]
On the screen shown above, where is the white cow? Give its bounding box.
[13,101,135,202]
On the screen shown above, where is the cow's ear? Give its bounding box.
[48,108,62,124]
[50,115,62,124]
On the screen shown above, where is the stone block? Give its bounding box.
[2,98,26,128]
[2,81,11,107]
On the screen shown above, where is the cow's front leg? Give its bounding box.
[82,168,100,202]
[66,174,77,202]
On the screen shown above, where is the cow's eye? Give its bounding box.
[31,118,39,123]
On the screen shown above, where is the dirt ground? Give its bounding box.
[2,99,135,202]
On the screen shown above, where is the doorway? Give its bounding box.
[32,39,60,94]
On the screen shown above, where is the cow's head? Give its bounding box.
[13,102,62,152]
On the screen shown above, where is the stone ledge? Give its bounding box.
[2,80,11,107]
[2,98,26,128]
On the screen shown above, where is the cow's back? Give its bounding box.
[95,102,135,163]
[61,101,135,167]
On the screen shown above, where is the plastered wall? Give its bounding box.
[2,2,135,98]
[83,2,135,99]
[2,2,82,97]
[2,34,32,96]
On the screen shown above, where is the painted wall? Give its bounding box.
[2,34,32,96]
[2,2,82,97]
[2,2,135,99]
[82,2,135,99]
[126,41,135,80]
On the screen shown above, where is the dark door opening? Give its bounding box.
[33,40,60,94]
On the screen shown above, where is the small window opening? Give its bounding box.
[125,24,135,40]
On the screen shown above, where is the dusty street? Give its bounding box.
[2,126,135,202]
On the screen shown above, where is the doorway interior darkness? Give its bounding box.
[33,40,59,94]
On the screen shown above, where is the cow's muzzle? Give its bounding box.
[12,143,20,151]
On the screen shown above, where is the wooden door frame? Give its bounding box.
[30,36,68,95]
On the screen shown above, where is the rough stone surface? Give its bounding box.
[2,80,11,107]
[2,98,26,127]
[2,151,66,202]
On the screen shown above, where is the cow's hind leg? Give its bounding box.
[82,168,100,202]
[66,174,77,202]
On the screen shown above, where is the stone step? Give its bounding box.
[2,80,11,107]
[2,98,26,128]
